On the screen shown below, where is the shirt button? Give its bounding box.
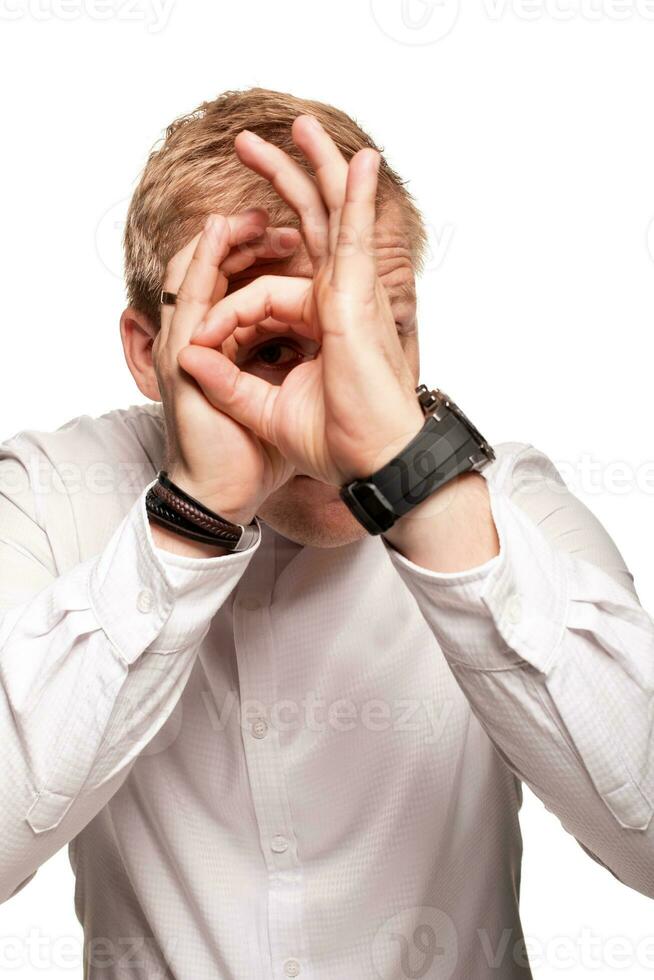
[136,588,154,614]
[239,596,261,611]
[505,593,523,625]
[271,834,289,854]
[283,959,301,978]
[251,717,269,739]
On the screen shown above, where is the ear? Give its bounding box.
[119,307,161,402]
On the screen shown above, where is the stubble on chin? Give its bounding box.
[256,476,368,548]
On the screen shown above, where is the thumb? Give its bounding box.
[176,344,277,444]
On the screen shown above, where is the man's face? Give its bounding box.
[224,198,419,549]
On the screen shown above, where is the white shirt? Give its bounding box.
[0,400,653,980]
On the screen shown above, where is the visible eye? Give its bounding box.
[244,340,307,372]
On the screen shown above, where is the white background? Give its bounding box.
[1,0,654,976]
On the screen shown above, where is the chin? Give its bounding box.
[256,474,369,548]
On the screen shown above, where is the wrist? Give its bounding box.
[382,472,499,573]
[166,467,258,526]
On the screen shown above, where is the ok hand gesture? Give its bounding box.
[178,114,424,489]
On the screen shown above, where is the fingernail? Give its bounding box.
[278,230,299,251]
[368,149,380,169]
[242,129,264,143]
[305,115,322,130]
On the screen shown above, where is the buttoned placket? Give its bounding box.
[232,525,310,979]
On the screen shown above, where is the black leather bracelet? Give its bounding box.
[145,472,260,552]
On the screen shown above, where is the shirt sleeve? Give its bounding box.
[0,472,260,903]
[381,442,654,899]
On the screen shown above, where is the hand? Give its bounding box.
[151,208,302,523]
[177,115,425,488]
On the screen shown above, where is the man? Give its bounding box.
[0,86,652,979]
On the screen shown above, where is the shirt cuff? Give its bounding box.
[89,478,261,664]
[381,467,570,673]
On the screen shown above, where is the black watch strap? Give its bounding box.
[339,385,495,535]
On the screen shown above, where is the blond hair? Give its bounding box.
[123,86,428,326]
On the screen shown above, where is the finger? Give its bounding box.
[160,212,268,343]
[219,226,302,277]
[163,208,269,296]
[331,148,381,300]
[176,344,280,445]
[234,130,330,264]
[170,209,270,330]
[190,275,316,349]
[159,230,202,333]
[290,115,349,217]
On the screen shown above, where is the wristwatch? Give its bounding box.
[339,384,495,535]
